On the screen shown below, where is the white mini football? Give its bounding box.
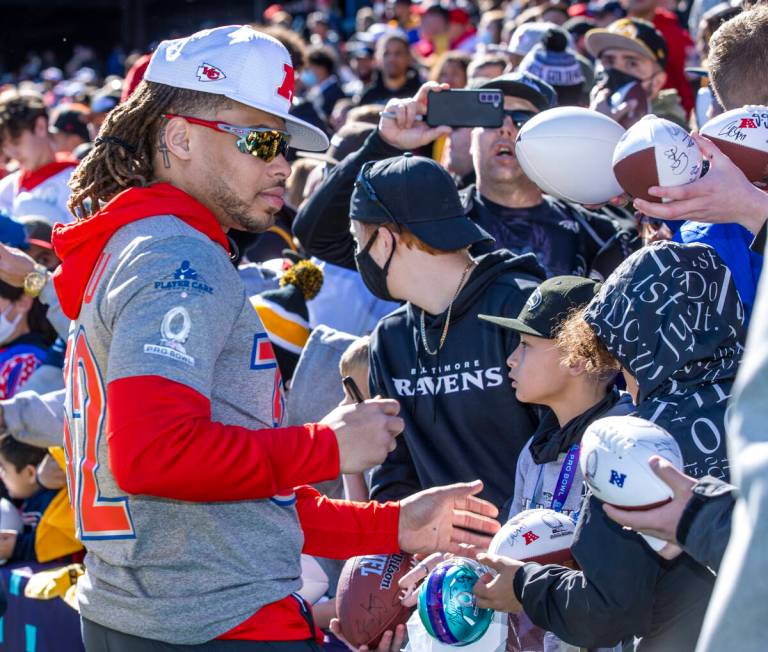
[612,115,703,201]
[700,105,768,181]
[489,509,574,565]
[580,416,683,509]
[0,498,22,534]
[515,107,625,205]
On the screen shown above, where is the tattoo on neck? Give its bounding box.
[158,125,171,169]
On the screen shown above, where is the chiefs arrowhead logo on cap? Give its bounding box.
[196,62,226,82]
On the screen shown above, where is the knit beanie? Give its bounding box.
[519,28,585,105]
[250,259,324,382]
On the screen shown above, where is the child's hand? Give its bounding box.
[0,531,17,560]
[472,552,525,613]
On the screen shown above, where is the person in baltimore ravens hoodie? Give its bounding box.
[472,241,744,651]
[349,153,546,510]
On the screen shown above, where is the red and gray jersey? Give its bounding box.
[53,184,399,644]
[63,215,307,643]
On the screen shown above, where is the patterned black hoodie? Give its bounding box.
[513,242,745,651]
[584,240,744,481]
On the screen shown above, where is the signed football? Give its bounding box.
[336,552,414,647]
[580,415,683,509]
[700,105,768,181]
[515,106,625,204]
[489,509,575,566]
[612,115,703,201]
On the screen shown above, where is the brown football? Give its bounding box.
[336,552,415,647]
[613,116,703,201]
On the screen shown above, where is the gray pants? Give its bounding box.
[82,619,323,652]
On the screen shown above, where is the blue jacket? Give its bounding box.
[674,221,763,322]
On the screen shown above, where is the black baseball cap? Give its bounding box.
[478,276,601,339]
[350,154,493,250]
[476,72,557,112]
[50,104,90,142]
[585,18,668,68]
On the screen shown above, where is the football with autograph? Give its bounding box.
[700,105,768,181]
[336,552,415,647]
[612,115,703,201]
[489,509,575,566]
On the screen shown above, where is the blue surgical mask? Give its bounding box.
[301,69,318,88]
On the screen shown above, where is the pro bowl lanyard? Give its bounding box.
[531,443,581,513]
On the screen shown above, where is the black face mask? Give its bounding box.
[354,228,397,302]
[595,67,643,94]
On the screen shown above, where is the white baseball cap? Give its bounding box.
[145,25,329,152]
[508,22,562,56]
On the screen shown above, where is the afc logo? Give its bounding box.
[609,470,627,488]
[196,62,226,82]
[739,118,758,129]
[522,530,540,545]
[251,333,285,427]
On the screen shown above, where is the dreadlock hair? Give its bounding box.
[67,80,232,219]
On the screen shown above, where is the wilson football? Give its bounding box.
[336,552,414,647]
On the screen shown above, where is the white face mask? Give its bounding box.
[0,306,22,345]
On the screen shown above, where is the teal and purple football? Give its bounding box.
[417,557,493,646]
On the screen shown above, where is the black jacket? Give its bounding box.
[677,476,736,573]
[368,250,545,509]
[292,130,635,281]
[356,69,423,106]
[464,188,637,280]
[513,242,746,651]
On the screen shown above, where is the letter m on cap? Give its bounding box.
[609,470,627,488]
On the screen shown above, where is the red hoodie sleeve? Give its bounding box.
[295,485,401,558]
[106,375,340,501]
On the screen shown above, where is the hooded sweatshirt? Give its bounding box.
[369,250,546,509]
[512,241,745,651]
[52,183,400,644]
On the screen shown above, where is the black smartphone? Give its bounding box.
[342,376,365,404]
[426,89,504,128]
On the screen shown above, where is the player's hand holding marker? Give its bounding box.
[321,398,404,474]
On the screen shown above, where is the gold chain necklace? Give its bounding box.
[420,259,476,356]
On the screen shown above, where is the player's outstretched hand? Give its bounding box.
[330,619,407,652]
[603,456,696,560]
[379,82,452,151]
[322,398,404,474]
[633,134,768,234]
[472,552,525,613]
[397,480,500,556]
[0,243,37,287]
